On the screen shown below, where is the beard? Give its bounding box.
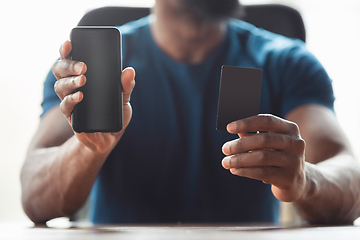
[182,0,243,22]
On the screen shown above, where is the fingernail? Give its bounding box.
[75,76,81,86]
[227,122,236,132]
[222,158,230,169]
[75,63,83,74]
[72,92,79,101]
[222,142,230,155]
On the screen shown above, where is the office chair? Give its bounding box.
[77,4,306,42]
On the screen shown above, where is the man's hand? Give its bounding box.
[221,114,306,202]
[52,40,135,154]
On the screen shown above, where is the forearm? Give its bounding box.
[21,136,109,223]
[294,152,360,224]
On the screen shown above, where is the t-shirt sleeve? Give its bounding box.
[276,44,335,117]
[41,68,60,118]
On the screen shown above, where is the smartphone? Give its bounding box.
[70,26,123,133]
[216,65,263,131]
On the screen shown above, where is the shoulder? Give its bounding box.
[117,16,150,39]
[226,20,333,115]
[116,16,151,61]
[228,19,324,76]
[228,18,305,50]
[227,19,310,63]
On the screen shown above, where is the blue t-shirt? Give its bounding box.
[41,17,334,224]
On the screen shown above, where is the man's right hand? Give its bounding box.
[52,40,136,154]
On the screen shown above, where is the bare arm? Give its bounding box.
[21,106,111,223]
[222,104,360,224]
[21,41,136,223]
[288,104,360,224]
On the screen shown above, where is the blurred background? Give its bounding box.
[0,0,359,223]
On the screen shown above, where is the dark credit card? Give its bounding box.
[216,65,263,131]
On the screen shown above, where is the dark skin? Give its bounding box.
[21,41,136,222]
[21,0,360,224]
[221,106,360,223]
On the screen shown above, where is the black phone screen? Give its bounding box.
[70,27,122,133]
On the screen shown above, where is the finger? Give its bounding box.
[121,67,136,104]
[229,166,303,197]
[59,91,83,121]
[227,114,300,135]
[53,40,87,80]
[52,59,87,80]
[222,150,291,169]
[60,40,72,60]
[238,132,255,138]
[222,132,304,156]
[229,166,283,185]
[54,75,86,100]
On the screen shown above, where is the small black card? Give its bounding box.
[216,65,263,131]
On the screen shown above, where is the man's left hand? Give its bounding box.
[222,114,306,202]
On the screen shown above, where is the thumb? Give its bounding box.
[60,40,72,60]
[121,67,136,104]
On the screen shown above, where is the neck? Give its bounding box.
[150,1,226,64]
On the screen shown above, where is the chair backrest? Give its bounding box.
[242,4,305,42]
[77,4,306,42]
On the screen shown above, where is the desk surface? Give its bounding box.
[1,222,360,240]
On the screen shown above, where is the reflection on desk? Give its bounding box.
[1,221,360,240]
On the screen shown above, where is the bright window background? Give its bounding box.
[0,0,359,223]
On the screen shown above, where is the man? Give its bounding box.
[21,0,360,224]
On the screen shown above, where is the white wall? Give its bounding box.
[0,0,155,223]
[0,0,359,223]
